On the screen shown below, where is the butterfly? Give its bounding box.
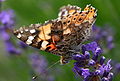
[13,4,97,64]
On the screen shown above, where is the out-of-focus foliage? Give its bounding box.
[0,0,120,81]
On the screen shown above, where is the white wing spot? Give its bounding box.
[26,39,32,45]
[17,33,21,38]
[35,23,41,27]
[26,36,34,45]
[40,41,49,50]
[58,11,62,17]
[30,29,36,34]
[63,10,68,16]
[28,36,34,40]
[20,31,23,33]
[29,24,33,27]
[25,29,29,32]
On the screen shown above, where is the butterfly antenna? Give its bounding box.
[46,60,60,70]
[32,60,60,80]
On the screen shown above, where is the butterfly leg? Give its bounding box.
[46,43,56,51]
[60,56,67,64]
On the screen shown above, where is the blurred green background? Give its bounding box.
[0,0,120,81]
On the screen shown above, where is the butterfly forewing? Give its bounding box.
[14,22,52,50]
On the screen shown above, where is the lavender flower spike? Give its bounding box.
[0,10,15,28]
[5,41,21,54]
[92,25,115,50]
[29,53,54,81]
[73,41,113,81]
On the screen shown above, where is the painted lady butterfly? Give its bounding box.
[13,4,97,64]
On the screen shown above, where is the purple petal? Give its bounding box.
[82,41,102,55]
[88,59,95,66]
[92,54,98,61]
[81,68,90,78]
[73,54,86,61]
[99,56,106,65]
[102,77,108,81]
[107,72,113,81]
[73,66,82,76]
[104,59,112,72]
[84,51,90,59]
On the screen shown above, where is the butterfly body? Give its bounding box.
[13,4,97,64]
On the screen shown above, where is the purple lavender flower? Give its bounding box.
[0,27,10,41]
[110,61,120,76]
[29,54,48,72]
[92,25,102,41]
[0,8,22,55]
[92,25,114,50]
[82,41,102,55]
[115,63,120,73]
[29,53,54,81]
[73,42,113,81]
[0,10,15,40]
[0,10,15,28]
[5,41,21,54]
